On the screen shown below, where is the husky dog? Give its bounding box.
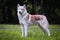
[17,4,50,37]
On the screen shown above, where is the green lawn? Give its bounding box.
[0,24,60,40]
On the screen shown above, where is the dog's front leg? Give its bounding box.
[21,24,25,37]
[24,25,28,37]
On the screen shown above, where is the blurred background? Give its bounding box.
[0,0,60,24]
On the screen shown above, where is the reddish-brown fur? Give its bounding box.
[28,14,43,21]
[31,15,40,21]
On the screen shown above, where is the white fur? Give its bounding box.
[17,4,50,37]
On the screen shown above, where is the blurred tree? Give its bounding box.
[0,0,60,24]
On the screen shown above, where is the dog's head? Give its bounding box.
[17,4,26,15]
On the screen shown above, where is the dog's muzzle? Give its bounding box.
[19,11,22,15]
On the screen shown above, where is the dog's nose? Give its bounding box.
[19,11,21,13]
[19,11,22,15]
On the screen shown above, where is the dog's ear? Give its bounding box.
[17,4,20,7]
[23,4,26,8]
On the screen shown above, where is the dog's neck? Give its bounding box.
[22,9,28,16]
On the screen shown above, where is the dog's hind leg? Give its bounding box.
[38,23,46,36]
[38,22,50,36]
[38,17,50,36]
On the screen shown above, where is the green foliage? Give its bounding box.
[55,9,60,16]
[0,24,60,40]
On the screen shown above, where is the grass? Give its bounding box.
[0,24,60,40]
